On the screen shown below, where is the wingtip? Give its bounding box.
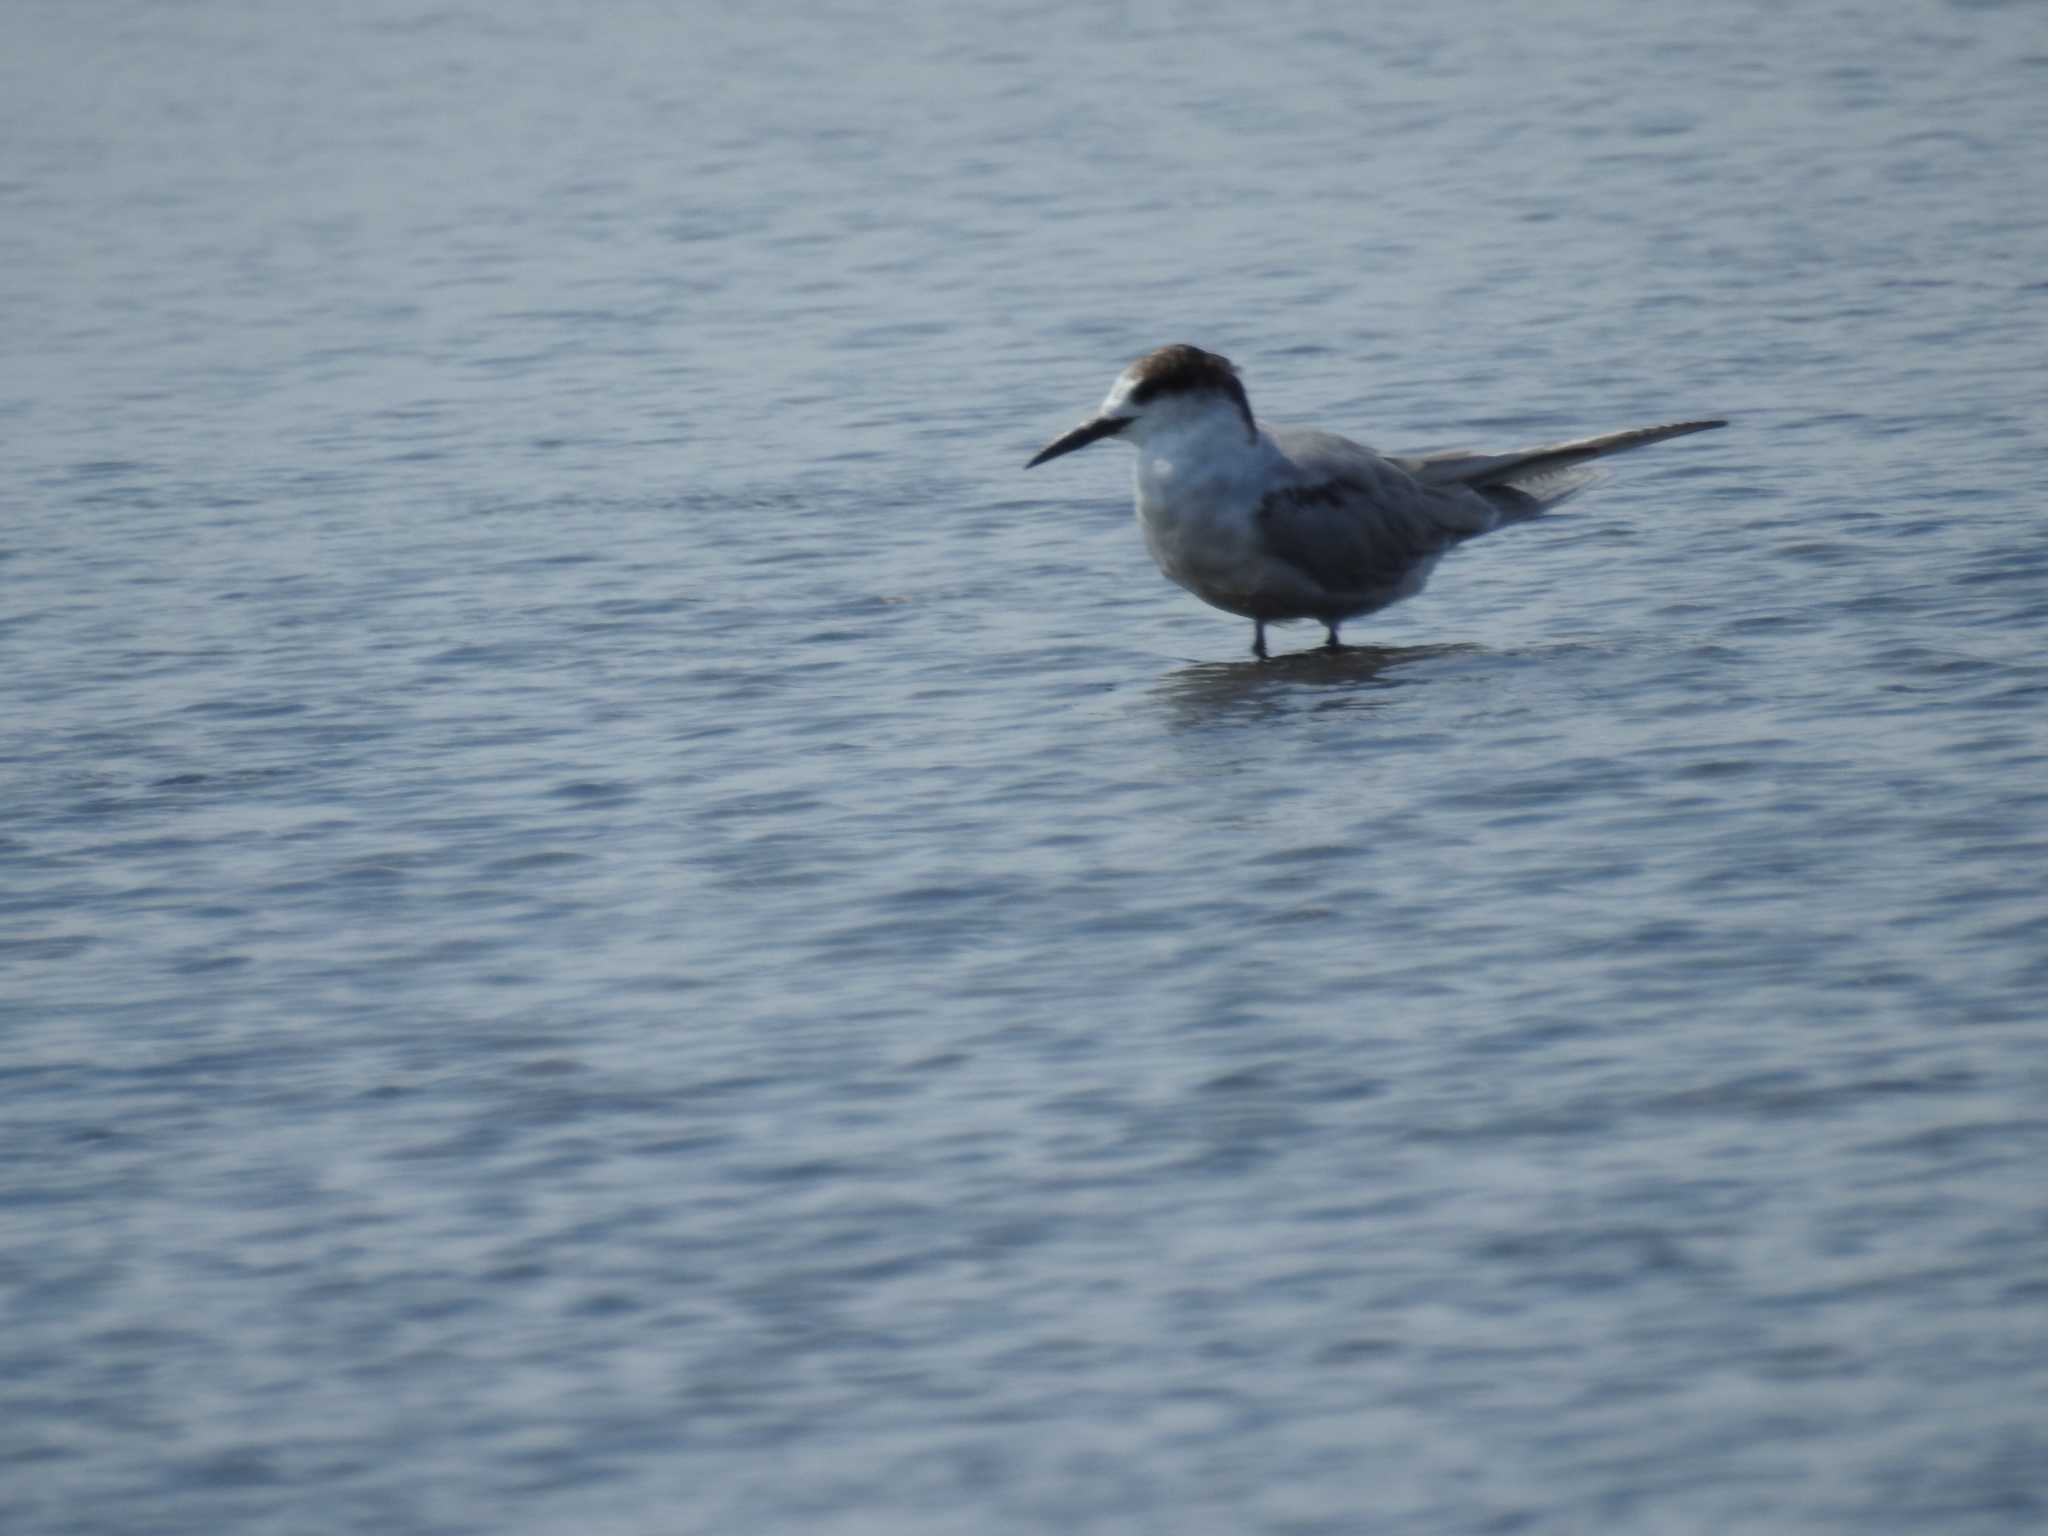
[1630,418,1729,448]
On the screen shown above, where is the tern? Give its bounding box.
[1026,344,1725,657]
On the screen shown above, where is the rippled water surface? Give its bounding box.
[6,2,2047,1531]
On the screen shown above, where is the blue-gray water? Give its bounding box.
[6,2,2047,1531]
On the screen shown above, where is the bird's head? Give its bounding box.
[1025,344,1256,468]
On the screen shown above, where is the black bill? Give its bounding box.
[1025,415,1129,468]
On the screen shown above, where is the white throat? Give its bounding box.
[1123,394,1274,499]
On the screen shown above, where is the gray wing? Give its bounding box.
[1388,419,1727,494]
[1257,430,1498,595]
[1255,419,1726,597]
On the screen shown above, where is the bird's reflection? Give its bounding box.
[1152,640,1478,725]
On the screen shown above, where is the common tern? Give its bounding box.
[1026,344,1725,657]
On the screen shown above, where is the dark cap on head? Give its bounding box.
[1026,343,1257,468]
[1125,344,1254,432]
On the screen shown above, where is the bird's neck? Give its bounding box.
[1129,403,1277,502]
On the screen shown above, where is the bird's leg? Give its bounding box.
[1323,623,1344,652]
[1251,621,1268,660]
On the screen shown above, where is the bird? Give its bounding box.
[1025,343,1725,658]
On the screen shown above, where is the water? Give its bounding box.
[5,1,2047,1530]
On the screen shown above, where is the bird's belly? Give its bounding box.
[1141,498,1361,621]
[1136,497,1282,618]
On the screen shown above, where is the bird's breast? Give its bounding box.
[1134,475,1270,615]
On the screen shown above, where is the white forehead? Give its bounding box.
[1100,368,1143,416]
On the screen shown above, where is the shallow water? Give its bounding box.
[5,1,2047,1531]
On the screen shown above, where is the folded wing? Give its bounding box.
[1389,419,1727,503]
[1255,419,1727,598]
